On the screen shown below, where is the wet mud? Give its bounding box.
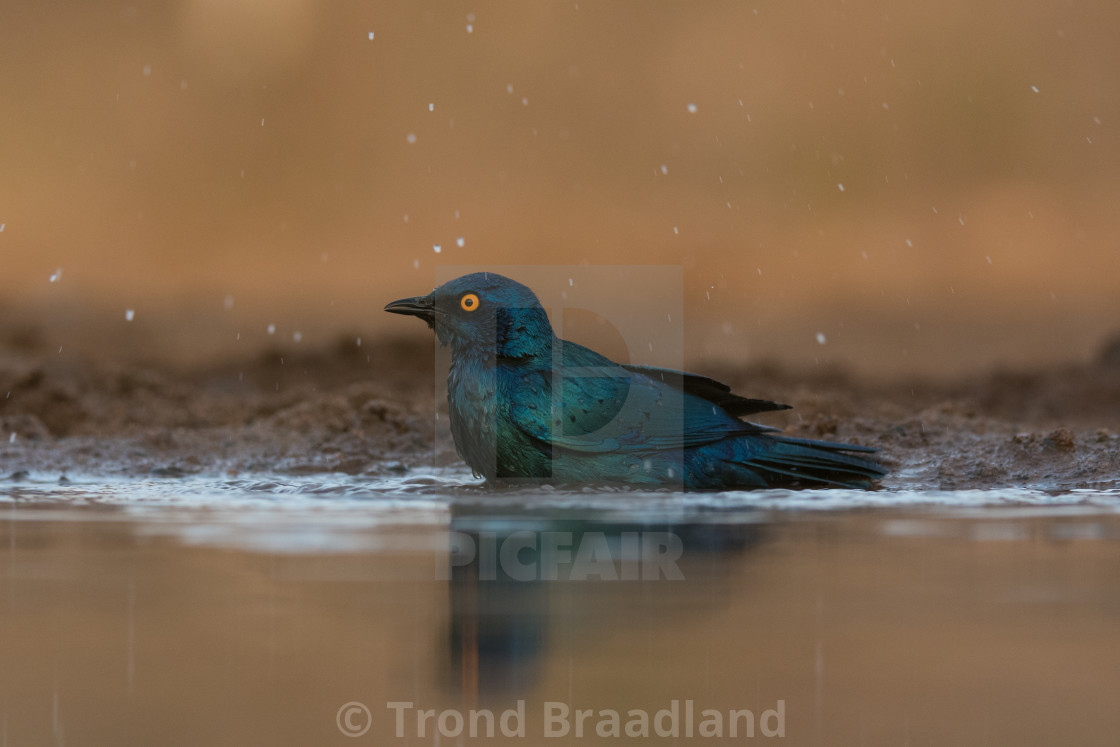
[2,334,1118,492]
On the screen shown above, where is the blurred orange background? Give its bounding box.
[1,0,1117,377]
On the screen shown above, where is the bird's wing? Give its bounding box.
[503,341,771,454]
[620,364,791,416]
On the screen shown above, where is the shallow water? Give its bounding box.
[2,470,1119,745]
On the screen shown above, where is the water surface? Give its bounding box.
[2,471,1118,745]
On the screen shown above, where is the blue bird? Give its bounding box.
[385,272,886,490]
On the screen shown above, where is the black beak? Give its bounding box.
[384,294,436,326]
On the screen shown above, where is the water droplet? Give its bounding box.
[223,295,234,310]
[406,133,417,144]
[267,324,276,335]
[687,103,698,113]
[816,332,827,345]
[49,268,62,283]
[672,226,679,234]
[428,102,434,111]
[1030,85,1040,93]
[837,183,845,192]
[142,65,151,76]
[660,164,668,175]
[456,237,465,247]
[293,331,302,343]
[433,244,442,253]
[125,309,135,321]
[368,31,375,40]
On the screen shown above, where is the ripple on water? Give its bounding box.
[1,467,1119,510]
[1,467,1119,554]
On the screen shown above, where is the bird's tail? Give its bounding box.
[737,436,887,489]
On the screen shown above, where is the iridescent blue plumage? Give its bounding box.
[385,272,886,490]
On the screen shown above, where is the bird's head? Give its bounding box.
[385,272,555,358]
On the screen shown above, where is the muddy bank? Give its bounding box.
[1,335,1118,491]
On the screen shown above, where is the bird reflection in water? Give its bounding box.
[440,505,768,705]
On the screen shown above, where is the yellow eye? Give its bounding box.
[460,292,480,312]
